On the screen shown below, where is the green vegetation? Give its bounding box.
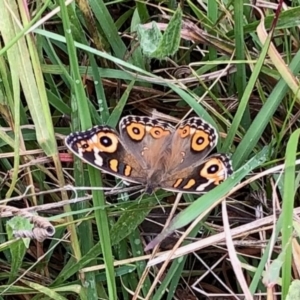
[0,0,300,299]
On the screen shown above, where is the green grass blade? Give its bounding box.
[146,146,270,250]
[58,1,116,298]
[89,0,127,59]
[234,0,251,128]
[221,29,272,156]
[233,49,300,167]
[281,129,300,297]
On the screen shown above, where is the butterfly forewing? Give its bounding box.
[65,125,147,184]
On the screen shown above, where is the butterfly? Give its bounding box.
[65,115,233,194]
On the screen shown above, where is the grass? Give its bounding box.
[0,0,300,299]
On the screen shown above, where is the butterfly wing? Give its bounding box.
[166,117,218,172]
[161,153,233,193]
[119,116,174,170]
[161,117,232,193]
[65,125,146,184]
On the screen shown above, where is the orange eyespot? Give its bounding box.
[126,122,145,141]
[94,132,118,153]
[149,126,171,138]
[178,125,190,138]
[76,140,94,152]
[191,130,210,152]
[200,158,224,184]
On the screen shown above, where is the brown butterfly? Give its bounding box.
[65,116,233,194]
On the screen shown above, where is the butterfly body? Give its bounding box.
[65,115,233,194]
